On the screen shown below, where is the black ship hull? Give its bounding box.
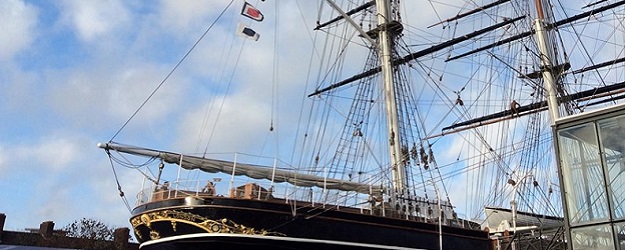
[131,196,491,249]
[141,233,430,249]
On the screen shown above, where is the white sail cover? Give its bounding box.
[484,206,564,233]
[98,142,382,194]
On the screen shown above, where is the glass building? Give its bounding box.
[555,103,625,250]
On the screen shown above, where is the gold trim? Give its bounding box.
[149,230,160,240]
[131,209,284,241]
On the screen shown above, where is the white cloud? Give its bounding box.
[58,0,130,42]
[110,67,188,121]
[157,0,231,34]
[1,0,587,233]
[0,133,133,229]
[0,0,38,61]
[174,93,271,154]
[12,136,80,171]
[42,62,188,134]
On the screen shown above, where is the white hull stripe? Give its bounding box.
[140,233,428,250]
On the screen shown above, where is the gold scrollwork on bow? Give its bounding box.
[131,210,284,241]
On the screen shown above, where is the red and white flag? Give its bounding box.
[241,2,264,22]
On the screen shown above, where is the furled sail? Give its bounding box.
[98,142,382,194]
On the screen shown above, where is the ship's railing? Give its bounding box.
[134,178,480,230]
[135,178,223,204]
[132,152,481,230]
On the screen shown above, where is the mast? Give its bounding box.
[375,0,406,193]
[534,0,560,124]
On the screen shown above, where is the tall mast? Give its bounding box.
[534,0,561,124]
[376,0,406,193]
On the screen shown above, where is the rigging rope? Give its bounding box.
[271,0,280,161]
[200,2,258,158]
[105,149,132,213]
[109,0,235,142]
[104,0,235,212]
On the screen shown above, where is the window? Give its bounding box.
[558,122,609,225]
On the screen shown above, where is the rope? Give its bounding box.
[106,149,132,213]
[109,0,236,141]
[104,0,236,212]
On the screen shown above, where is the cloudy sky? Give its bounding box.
[0,0,307,231]
[0,0,400,231]
[0,0,537,232]
[0,0,425,232]
[2,0,599,233]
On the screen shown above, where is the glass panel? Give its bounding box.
[571,224,615,250]
[598,115,625,220]
[558,122,610,225]
[615,222,625,250]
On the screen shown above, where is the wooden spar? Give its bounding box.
[395,16,525,65]
[583,0,609,9]
[308,15,526,97]
[576,88,625,102]
[551,0,625,28]
[315,1,375,30]
[424,107,548,140]
[309,0,625,97]
[441,81,625,132]
[572,57,625,75]
[427,0,511,28]
[585,94,625,106]
[446,31,533,62]
[447,0,625,62]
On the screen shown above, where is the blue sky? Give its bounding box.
[0,0,296,231]
[1,0,595,233]
[2,0,389,233]
[0,0,515,231]
[0,0,443,232]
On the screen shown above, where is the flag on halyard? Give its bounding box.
[241,2,264,22]
[237,23,260,41]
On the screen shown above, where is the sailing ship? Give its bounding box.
[98,0,625,249]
